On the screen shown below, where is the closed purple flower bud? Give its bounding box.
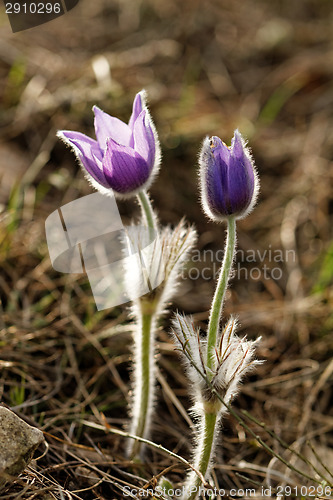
[199,130,259,221]
[57,90,161,198]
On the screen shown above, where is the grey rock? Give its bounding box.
[0,406,44,486]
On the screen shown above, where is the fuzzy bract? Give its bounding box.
[126,218,197,316]
[171,313,262,406]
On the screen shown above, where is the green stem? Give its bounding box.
[186,409,218,500]
[184,217,236,495]
[128,190,158,459]
[129,310,154,459]
[206,216,237,372]
[137,190,157,236]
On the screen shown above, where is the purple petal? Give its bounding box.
[93,106,132,150]
[231,129,245,159]
[132,109,155,169]
[206,140,231,216]
[228,130,255,213]
[102,138,150,194]
[60,131,109,187]
[128,91,145,131]
[200,131,258,221]
[60,130,99,153]
[228,151,254,214]
[210,136,231,165]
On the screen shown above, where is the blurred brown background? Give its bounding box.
[0,0,332,497]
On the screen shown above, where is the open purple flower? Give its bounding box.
[199,130,259,221]
[57,91,160,198]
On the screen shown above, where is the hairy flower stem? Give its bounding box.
[137,189,157,236]
[206,216,236,372]
[185,409,219,500]
[127,190,158,459]
[128,309,155,459]
[184,218,237,498]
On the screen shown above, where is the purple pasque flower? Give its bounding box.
[199,130,259,221]
[57,91,160,198]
